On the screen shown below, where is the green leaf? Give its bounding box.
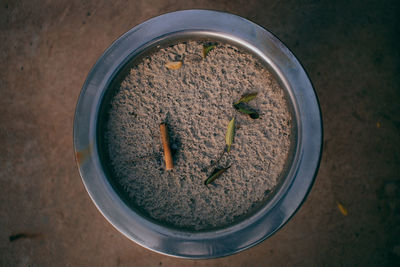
[225,117,235,153]
[204,166,231,185]
[233,103,260,119]
[234,92,258,105]
[203,45,216,58]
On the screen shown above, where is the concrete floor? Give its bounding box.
[1,0,399,266]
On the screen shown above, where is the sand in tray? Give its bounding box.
[105,41,293,231]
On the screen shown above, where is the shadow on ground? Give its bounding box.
[0,0,399,266]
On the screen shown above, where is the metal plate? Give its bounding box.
[73,10,322,258]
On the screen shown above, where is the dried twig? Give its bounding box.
[160,123,174,170]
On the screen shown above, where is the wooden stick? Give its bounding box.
[160,123,174,170]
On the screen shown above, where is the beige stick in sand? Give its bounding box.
[160,123,174,170]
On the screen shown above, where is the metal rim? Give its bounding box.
[73,10,322,259]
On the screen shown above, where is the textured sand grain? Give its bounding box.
[105,41,293,230]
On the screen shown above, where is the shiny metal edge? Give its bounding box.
[73,9,322,259]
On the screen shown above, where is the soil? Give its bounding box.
[104,41,294,230]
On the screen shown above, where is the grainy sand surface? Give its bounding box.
[105,41,293,230]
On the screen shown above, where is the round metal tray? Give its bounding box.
[73,10,322,258]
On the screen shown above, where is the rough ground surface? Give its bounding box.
[1,0,399,266]
[105,41,292,230]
